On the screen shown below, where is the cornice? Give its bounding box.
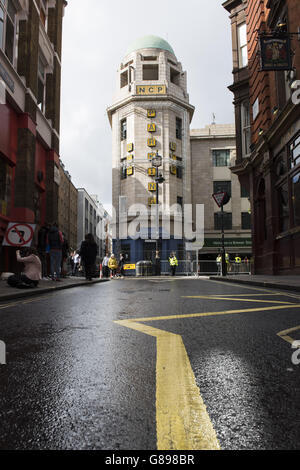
[107,94,195,125]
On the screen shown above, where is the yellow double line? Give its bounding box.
[115,319,220,450]
[115,297,300,450]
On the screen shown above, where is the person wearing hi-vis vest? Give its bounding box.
[169,252,178,276]
[234,254,242,273]
[216,253,222,275]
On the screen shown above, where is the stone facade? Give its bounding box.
[77,189,108,261]
[190,124,252,258]
[107,37,195,263]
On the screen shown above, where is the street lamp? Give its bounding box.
[152,151,164,275]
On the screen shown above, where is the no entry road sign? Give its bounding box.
[3,223,36,247]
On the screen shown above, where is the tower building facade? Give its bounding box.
[107,36,195,264]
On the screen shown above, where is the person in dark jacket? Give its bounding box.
[79,233,98,280]
[37,223,49,279]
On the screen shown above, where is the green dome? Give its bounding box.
[126,35,175,56]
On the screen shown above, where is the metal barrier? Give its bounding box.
[160,260,251,276]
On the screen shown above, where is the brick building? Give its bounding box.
[223,0,300,274]
[0,0,66,271]
[58,160,77,252]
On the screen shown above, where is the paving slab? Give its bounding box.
[0,277,110,302]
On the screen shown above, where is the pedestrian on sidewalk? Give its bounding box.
[102,253,110,278]
[216,252,222,276]
[61,234,69,278]
[234,254,242,274]
[72,251,81,276]
[7,248,42,289]
[155,250,161,276]
[79,233,98,281]
[47,222,64,281]
[108,254,118,278]
[119,253,125,278]
[169,252,178,276]
[37,223,49,279]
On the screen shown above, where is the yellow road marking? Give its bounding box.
[127,303,300,324]
[277,325,300,345]
[182,296,293,305]
[115,319,220,450]
[0,302,20,310]
[0,294,54,310]
[115,301,299,450]
[208,293,281,297]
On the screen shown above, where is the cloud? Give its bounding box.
[60,0,234,210]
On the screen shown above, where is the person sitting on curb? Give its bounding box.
[7,248,42,289]
[108,254,118,278]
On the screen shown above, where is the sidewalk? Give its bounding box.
[210,274,300,293]
[0,277,110,302]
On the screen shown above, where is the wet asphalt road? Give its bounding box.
[0,277,300,450]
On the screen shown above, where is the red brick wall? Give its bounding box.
[247,0,300,143]
[247,0,271,144]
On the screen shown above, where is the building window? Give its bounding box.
[0,158,12,216]
[0,6,4,50]
[241,185,250,198]
[277,182,289,233]
[120,70,128,88]
[143,64,159,80]
[212,149,230,167]
[120,166,127,180]
[142,55,157,61]
[290,134,300,168]
[292,172,300,227]
[0,0,17,64]
[214,212,232,230]
[120,119,127,141]
[170,67,180,85]
[177,165,183,179]
[37,54,47,113]
[39,0,48,29]
[176,117,182,140]
[177,196,183,208]
[241,101,251,157]
[237,23,248,68]
[252,97,259,121]
[213,180,231,197]
[121,243,131,262]
[241,212,251,230]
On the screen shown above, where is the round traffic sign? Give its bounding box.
[4,223,35,247]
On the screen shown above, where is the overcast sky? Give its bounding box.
[60,0,234,213]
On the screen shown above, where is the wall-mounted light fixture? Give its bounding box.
[258,128,264,136]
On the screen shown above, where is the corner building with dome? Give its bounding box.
[107,35,195,265]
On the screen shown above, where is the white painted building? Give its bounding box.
[107,35,195,263]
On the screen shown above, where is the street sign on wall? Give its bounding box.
[2,223,36,247]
